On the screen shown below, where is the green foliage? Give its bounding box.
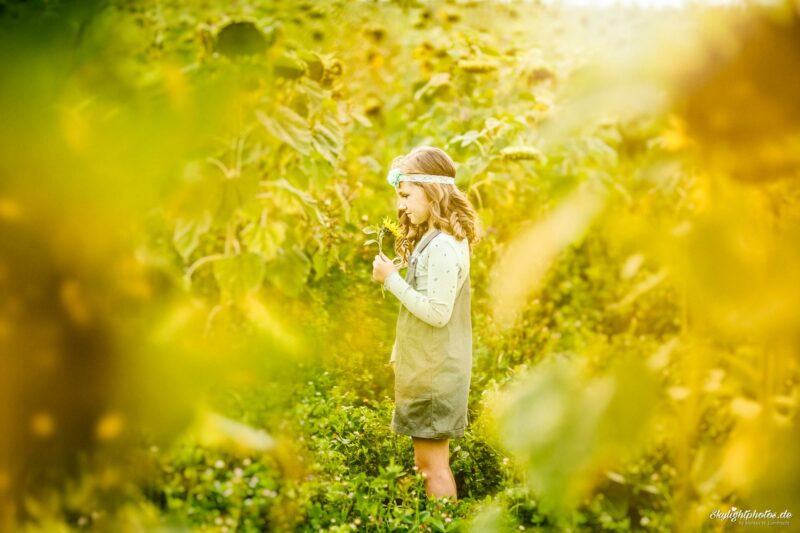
[139,374,519,531]
[3,0,799,531]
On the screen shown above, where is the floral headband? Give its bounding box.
[386,168,456,188]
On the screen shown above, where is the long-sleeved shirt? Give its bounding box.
[385,230,470,362]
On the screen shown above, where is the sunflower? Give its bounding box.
[381,217,403,239]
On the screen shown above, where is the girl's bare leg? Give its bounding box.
[412,437,457,500]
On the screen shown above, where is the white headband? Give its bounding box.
[386,168,455,188]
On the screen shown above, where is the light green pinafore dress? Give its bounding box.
[391,229,472,439]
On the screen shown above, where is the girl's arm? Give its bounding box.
[383,238,461,328]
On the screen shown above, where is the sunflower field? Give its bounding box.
[1,0,799,531]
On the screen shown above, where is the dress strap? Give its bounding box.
[404,229,441,283]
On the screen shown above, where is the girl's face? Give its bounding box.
[397,181,431,226]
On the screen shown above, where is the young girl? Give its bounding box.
[371,146,481,501]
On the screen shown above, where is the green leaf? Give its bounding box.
[213,253,265,299]
[216,170,261,224]
[239,295,299,351]
[173,212,212,262]
[311,112,343,166]
[264,247,311,297]
[241,221,287,262]
[257,106,312,155]
[312,250,328,281]
[451,129,481,148]
[270,178,318,206]
[414,72,451,101]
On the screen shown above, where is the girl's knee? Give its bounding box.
[414,455,438,472]
[417,465,451,481]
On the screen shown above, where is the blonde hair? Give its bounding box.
[391,146,482,263]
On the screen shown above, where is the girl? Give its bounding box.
[371,146,481,501]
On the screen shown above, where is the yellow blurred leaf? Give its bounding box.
[197,411,275,453]
[490,183,606,327]
[730,397,762,420]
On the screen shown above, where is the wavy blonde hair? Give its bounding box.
[391,146,482,264]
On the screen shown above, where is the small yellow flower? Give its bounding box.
[381,217,403,239]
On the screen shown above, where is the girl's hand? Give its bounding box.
[372,252,397,284]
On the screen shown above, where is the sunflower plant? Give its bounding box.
[363,217,404,297]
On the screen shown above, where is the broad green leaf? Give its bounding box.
[216,170,261,224]
[241,221,287,262]
[414,72,451,101]
[264,247,311,297]
[238,295,300,352]
[271,178,318,205]
[213,252,265,299]
[173,212,212,262]
[311,112,343,166]
[257,106,312,155]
